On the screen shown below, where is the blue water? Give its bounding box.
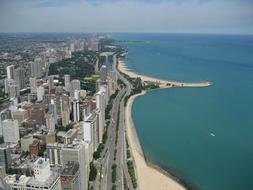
[112,33,253,190]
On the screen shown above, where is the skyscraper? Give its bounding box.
[14,67,25,91]
[100,65,107,83]
[48,76,55,94]
[70,80,80,97]
[72,99,80,122]
[34,57,43,78]
[61,94,70,127]
[29,77,37,94]
[36,85,45,102]
[64,75,71,92]
[83,113,99,153]
[46,143,63,167]
[60,161,81,190]
[0,147,11,169]
[6,65,14,80]
[5,80,19,99]
[96,90,105,144]
[31,57,43,78]
[62,140,88,190]
[2,119,20,143]
[45,112,55,132]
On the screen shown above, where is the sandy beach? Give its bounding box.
[125,92,186,190]
[118,59,211,88]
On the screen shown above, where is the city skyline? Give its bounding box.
[0,0,253,34]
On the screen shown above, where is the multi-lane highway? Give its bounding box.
[93,58,135,190]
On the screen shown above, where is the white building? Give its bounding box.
[4,79,18,99]
[6,65,14,80]
[29,77,37,94]
[31,57,44,78]
[71,80,80,97]
[4,175,30,190]
[2,119,19,143]
[5,158,62,190]
[37,85,45,102]
[79,90,87,99]
[83,113,98,153]
[96,91,106,144]
[72,99,80,122]
[82,121,93,163]
[99,84,109,105]
[46,143,63,167]
[100,65,107,83]
[27,157,61,190]
[34,157,51,182]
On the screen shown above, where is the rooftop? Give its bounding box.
[61,161,79,176]
[27,171,59,188]
[4,175,31,185]
[65,129,77,138]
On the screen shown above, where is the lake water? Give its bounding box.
[112,33,253,190]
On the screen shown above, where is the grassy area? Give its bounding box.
[111,163,117,183]
[112,184,117,190]
[124,77,159,106]
[49,51,96,79]
[93,144,105,160]
[105,90,119,120]
[127,149,131,159]
[114,149,117,161]
[80,79,96,95]
[125,134,138,189]
[124,174,129,190]
[127,160,138,188]
[89,162,97,181]
[49,51,98,94]
[115,65,159,107]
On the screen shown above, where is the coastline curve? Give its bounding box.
[125,91,186,190]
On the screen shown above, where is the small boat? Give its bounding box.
[210,132,215,137]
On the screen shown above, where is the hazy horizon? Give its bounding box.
[1,0,253,34]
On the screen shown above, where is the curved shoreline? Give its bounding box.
[118,58,212,88]
[125,91,186,190]
[118,56,211,189]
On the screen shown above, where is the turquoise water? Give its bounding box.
[112,33,253,190]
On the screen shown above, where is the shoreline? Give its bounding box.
[125,91,186,190]
[118,57,210,190]
[118,58,212,88]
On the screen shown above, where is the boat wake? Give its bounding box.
[209,132,215,137]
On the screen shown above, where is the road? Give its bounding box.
[92,85,128,190]
[93,54,135,190]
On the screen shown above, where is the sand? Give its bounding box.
[118,59,211,88]
[125,92,186,190]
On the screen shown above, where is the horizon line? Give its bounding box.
[0,31,253,36]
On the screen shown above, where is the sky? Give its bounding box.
[0,0,253,34]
